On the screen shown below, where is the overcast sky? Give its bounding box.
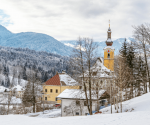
[0,0,150,41]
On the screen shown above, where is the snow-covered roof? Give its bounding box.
[103,46,115,50]
[94,58,111,72]
[80,58,113,78]
[0,86,8,92]
[45,72,79,86]
[57,89,106,100]
[12,85,24,91]
[59,73,78,86]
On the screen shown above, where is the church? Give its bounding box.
[56,23,115,116]
[79,22,115,92]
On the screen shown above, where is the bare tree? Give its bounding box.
[133,24,150,92]
[70,37,98,115]
[114,56,131,113]
[22,69,42,113]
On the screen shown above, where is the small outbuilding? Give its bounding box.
[57,89,109,117]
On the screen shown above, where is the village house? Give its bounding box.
[12,85,25,98]
[2,88,10,98]
[57,89,110,117]
[42,71,80,104]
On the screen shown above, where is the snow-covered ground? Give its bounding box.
[101,89,150,114]
[26,109,61,118]
[0,111,150,125]
[1,93,150,125]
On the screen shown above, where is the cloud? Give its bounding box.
[0,9,12,27]
[0,0,150,41]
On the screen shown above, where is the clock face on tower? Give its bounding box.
[107,49,110,53]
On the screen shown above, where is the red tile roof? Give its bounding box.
[45,74,61,85]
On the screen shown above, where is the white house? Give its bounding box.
[57,89,109,117]
[12,85,25,98]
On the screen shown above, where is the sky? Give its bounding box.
[0,0,150,41]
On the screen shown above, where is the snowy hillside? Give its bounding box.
[0,45,70,85]
[1,93,150,125]
[0,25,73,56]
[100,92,150,114]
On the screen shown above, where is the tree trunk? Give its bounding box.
[143,43,149,93]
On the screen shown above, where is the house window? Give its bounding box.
[107,53,110,58]
[76,100,80,106]
[85,113,88,115]
[50,89,53,93]
[76,112,79,115]
[45,89,47,92]
[45,97,47,100]
[56,89,58,93]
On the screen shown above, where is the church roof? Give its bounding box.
[79,58,113,78]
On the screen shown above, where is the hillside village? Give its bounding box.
[0,21,150,120]
[1,0,150,124]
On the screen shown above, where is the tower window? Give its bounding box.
[108,54,110,58]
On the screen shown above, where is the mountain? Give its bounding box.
[0,25,134,57]
[0,25,13,39]
[60,37,135,56]
[0,25,73,56]
[0,45,70,87]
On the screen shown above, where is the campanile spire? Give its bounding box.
[106,20,113,46]
[103,20,115,71]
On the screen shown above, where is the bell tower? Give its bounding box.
[103,20,115,71]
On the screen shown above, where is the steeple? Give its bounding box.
[106,20,113,46]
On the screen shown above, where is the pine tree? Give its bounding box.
[119,38,128,61]
[7,77,11,88]
[3,65,8,76]
[1,80,4,86]
[119,39,136,99]
[41,71,48,82]
[22,66,27,80]
[22,81,33,107]
[126,42,136,98]
[5,74,10,88]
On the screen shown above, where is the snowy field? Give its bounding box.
[0,111,150,125]
[26,109,61,118]
[1,93,150,125]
